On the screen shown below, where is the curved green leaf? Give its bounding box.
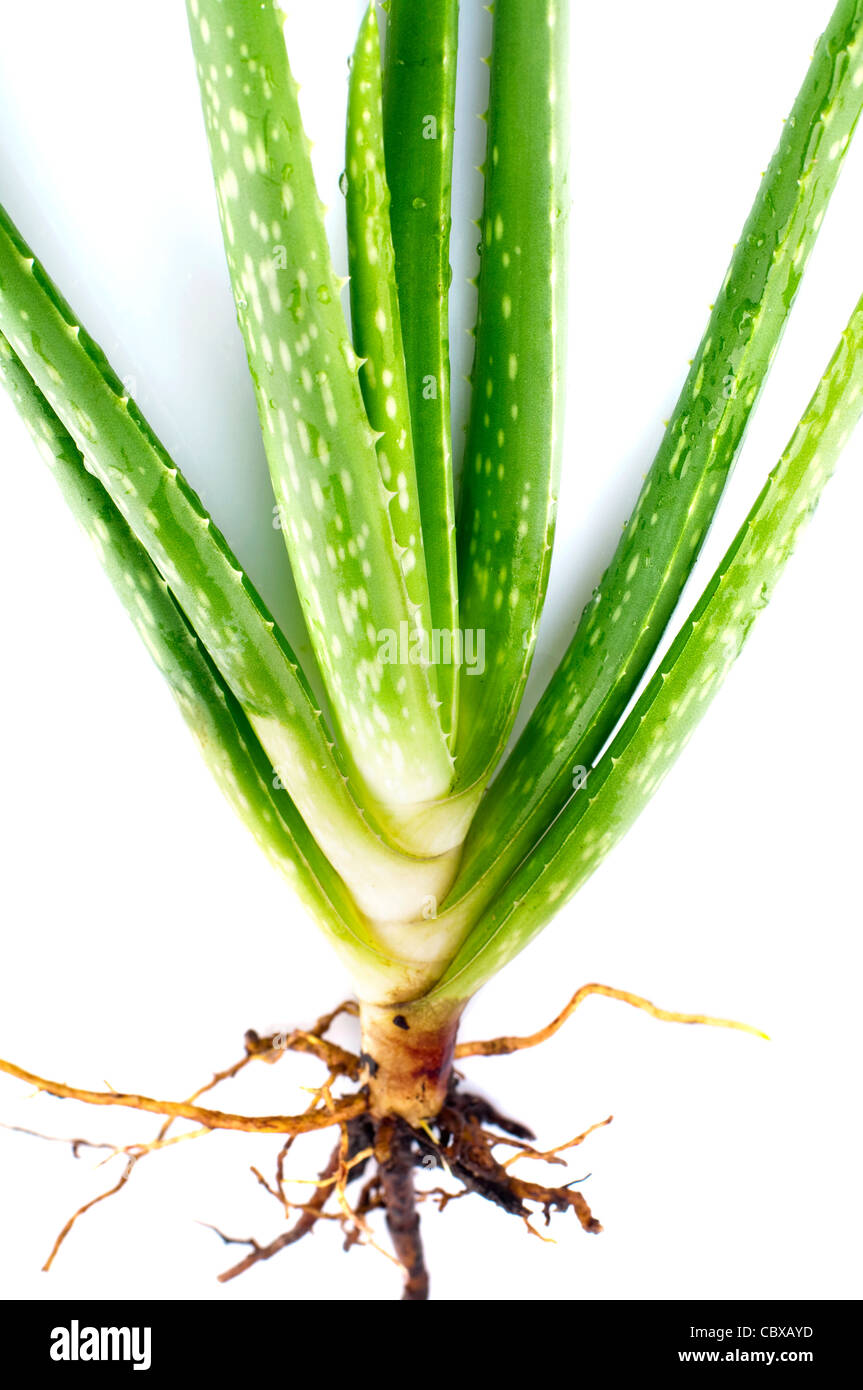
[431,289,863,1004]
[0,329,412,998]
[0,201,457,925]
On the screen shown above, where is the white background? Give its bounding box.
[0,0,861,1303]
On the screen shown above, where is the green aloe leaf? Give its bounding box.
[346,5,438,706]
[431,289,863,1004]
[0,202,458,926]
[451,0,863,921]
[383,0,460,744]
[0,329,408,998]
[454,0,570,788]
[186,0,453,824]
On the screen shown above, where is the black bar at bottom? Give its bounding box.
[1,1298,857,1372]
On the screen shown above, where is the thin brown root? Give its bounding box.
[501,1115,613,1169]
[329,1124,399,1268]
[290,1146,375,1191]
[215,1106,377,1282]
[21,1121,210,1272]
[43,1156,138,1272]
[245,1029,358,1080]
[214,1140,342,1283]
[341,1173,386,1250]
[522,1213,557,1243]
[416,1185,467,1213]
[455,981,768,1058]
[244,1000,360,1078]
[119,1127,212,1161]
[0,1055,367,1134]
[0,1121,115,1158]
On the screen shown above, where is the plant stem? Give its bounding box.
[360,997,464,1125]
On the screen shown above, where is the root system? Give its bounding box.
[0,984,764,1299]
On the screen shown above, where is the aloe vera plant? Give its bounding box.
[1,0,861,1301]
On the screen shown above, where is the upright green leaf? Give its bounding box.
[454,0,570,788]
[383,0,460,744]
[346,5,436,704]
